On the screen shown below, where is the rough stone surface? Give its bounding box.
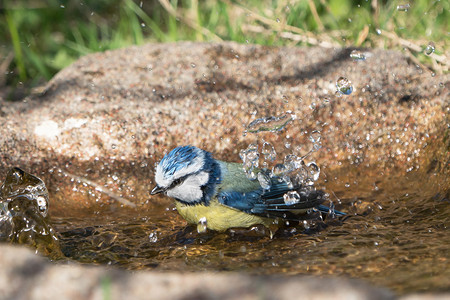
[0,42,447,212]
[0,244,397,300]
[1,244,449,300]
[0,43,448,299]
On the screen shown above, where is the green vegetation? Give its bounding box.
[0,0,448,93]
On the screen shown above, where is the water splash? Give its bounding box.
[257,172,272,190]
[197,217,208,233]
[240,143,259,179]
[1,168,49,217]
[0,168,61,257]
[336,77,353,95]
[148,232,158,243]
[306,162,321,181]
[309,130,321,144]
[271,164,289,177]
[246,112,295,133]
[261,142,276,162]
[284,155,302,172]
[283,191,301,205]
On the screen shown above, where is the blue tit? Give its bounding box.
[151,145,344,232]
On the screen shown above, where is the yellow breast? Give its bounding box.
[174,198,275,232]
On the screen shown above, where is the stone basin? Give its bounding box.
[0,42,448,297]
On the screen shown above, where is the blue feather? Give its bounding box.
[218,179,328,220]
[201,151,222,204]
[160,146,200,177]
[317,204,346,216]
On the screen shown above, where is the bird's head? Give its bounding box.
[151,146,221,205]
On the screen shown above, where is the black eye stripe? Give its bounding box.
[168,175,188,189]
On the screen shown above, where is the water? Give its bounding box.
[336,77,354,95]
[283,191,301,205]
[349,50,367,61]
[1,165,449,295]
[0,168,61,257]
[424,42,435,56]
[239,143,259,179]
[396,4,411,12]
[245,112,295,134]
[257,172,272,190]
[261,141,277,162]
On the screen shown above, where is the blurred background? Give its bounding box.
[0,0,448,99]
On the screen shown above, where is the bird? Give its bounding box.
[151,145,344,233]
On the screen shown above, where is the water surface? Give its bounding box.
[47,168,449,295]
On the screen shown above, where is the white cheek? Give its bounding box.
[167,185,202,203]
[166,172,209,203]
[185,171,209,186]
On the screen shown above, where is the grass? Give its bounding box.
[0,0,448,95]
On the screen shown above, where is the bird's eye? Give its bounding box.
[169,177,185,189]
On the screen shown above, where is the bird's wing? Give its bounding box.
[217,180,327,220]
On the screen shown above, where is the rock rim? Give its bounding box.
[0,41,448,210]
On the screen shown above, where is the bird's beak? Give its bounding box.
[150,185,165,195]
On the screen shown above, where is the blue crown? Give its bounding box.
[159,145,202,177]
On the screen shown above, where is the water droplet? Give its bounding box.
[303,220,310,230]
[271,164,288,177]
[190,63,196,68]
[0,168,55,247]
[246,112,295,133]
[376,28,382,35]
[240,144,259,179]
[141,22,146,28]
[284,191,301,205]
[197,217,207,233]
[350,50,366,61]
[60,4,65,8]
[396,4,410,11]
[36,196,47,214]
[276,18,280,23]
[285,142,291,149]
[148,232,158,242]
[309,130,321,143]
[257,172,271,190]
[336,77,353,95]
[307,162,320,181]
[292,167,309,186]
[284,155,301,172]
[261,142,276,161]
[327,201,336,217]
[424,42,435,56]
